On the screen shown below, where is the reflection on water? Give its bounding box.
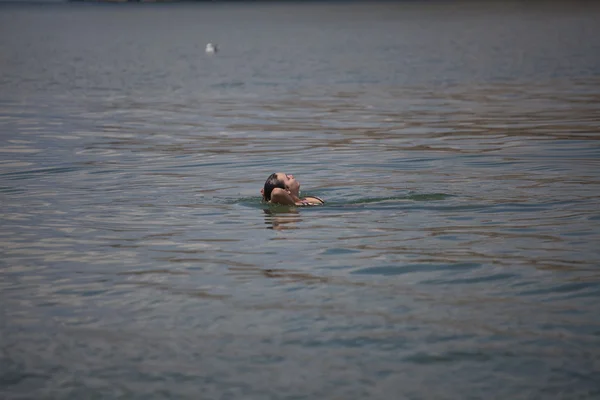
[2,2,600,399]
[263,208,303,231]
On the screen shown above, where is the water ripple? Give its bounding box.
[2,3,600,399]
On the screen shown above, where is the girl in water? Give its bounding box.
[261,173,324,206]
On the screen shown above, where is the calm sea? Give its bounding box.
[1,1,600,399]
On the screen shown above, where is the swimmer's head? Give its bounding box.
[262,172,300,201]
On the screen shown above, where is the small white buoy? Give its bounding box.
[205,43,218,54]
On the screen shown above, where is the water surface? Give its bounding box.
[1,2,600,399]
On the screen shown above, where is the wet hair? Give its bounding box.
[263,173,285,201]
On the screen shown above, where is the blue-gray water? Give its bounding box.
[1,2,600,399]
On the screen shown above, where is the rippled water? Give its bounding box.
[1,2,600,399]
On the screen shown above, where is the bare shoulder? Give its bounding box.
[270,188,296,205]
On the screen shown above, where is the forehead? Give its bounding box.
[276,172,287,180]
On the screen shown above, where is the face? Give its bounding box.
[276,172,300,196]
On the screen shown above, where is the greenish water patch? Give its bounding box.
[352,262,480,276]
[321,247,361,255]
[422,272,518,285]
[342,193,453,206]
[232,197,265,208]
[235,193,453,209]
